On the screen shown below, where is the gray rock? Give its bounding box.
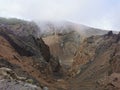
[43,87,49,90]
[0,79,42,90]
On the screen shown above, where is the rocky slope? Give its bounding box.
[68,31,120,90]
[0,18,68,90]
[0,18,120,90]
[41,21,109,69]
[0,67,42,90]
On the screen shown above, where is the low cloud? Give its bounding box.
[0,0,120,31]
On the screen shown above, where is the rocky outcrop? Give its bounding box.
[0,19,64,90]
[0,17,39,37]
[97,73,120,90]
[0,67,42,90]
[0,80,42,90]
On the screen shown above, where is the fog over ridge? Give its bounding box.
[0,0,120,31]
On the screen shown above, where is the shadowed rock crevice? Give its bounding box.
[0,30,35,56]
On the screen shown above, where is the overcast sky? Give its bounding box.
[0,0,120,31]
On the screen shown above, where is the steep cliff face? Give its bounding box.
[68,31,120,90]
[0,20,66,90]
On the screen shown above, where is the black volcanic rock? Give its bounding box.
[0,18,63,90]
[107,31,113,36]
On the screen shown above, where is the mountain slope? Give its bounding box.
[0,18,120,90]
[40,21,109,69]
[68,31,120,90]
[0,19,68,90]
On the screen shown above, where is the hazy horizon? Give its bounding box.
[0,0,120,31]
